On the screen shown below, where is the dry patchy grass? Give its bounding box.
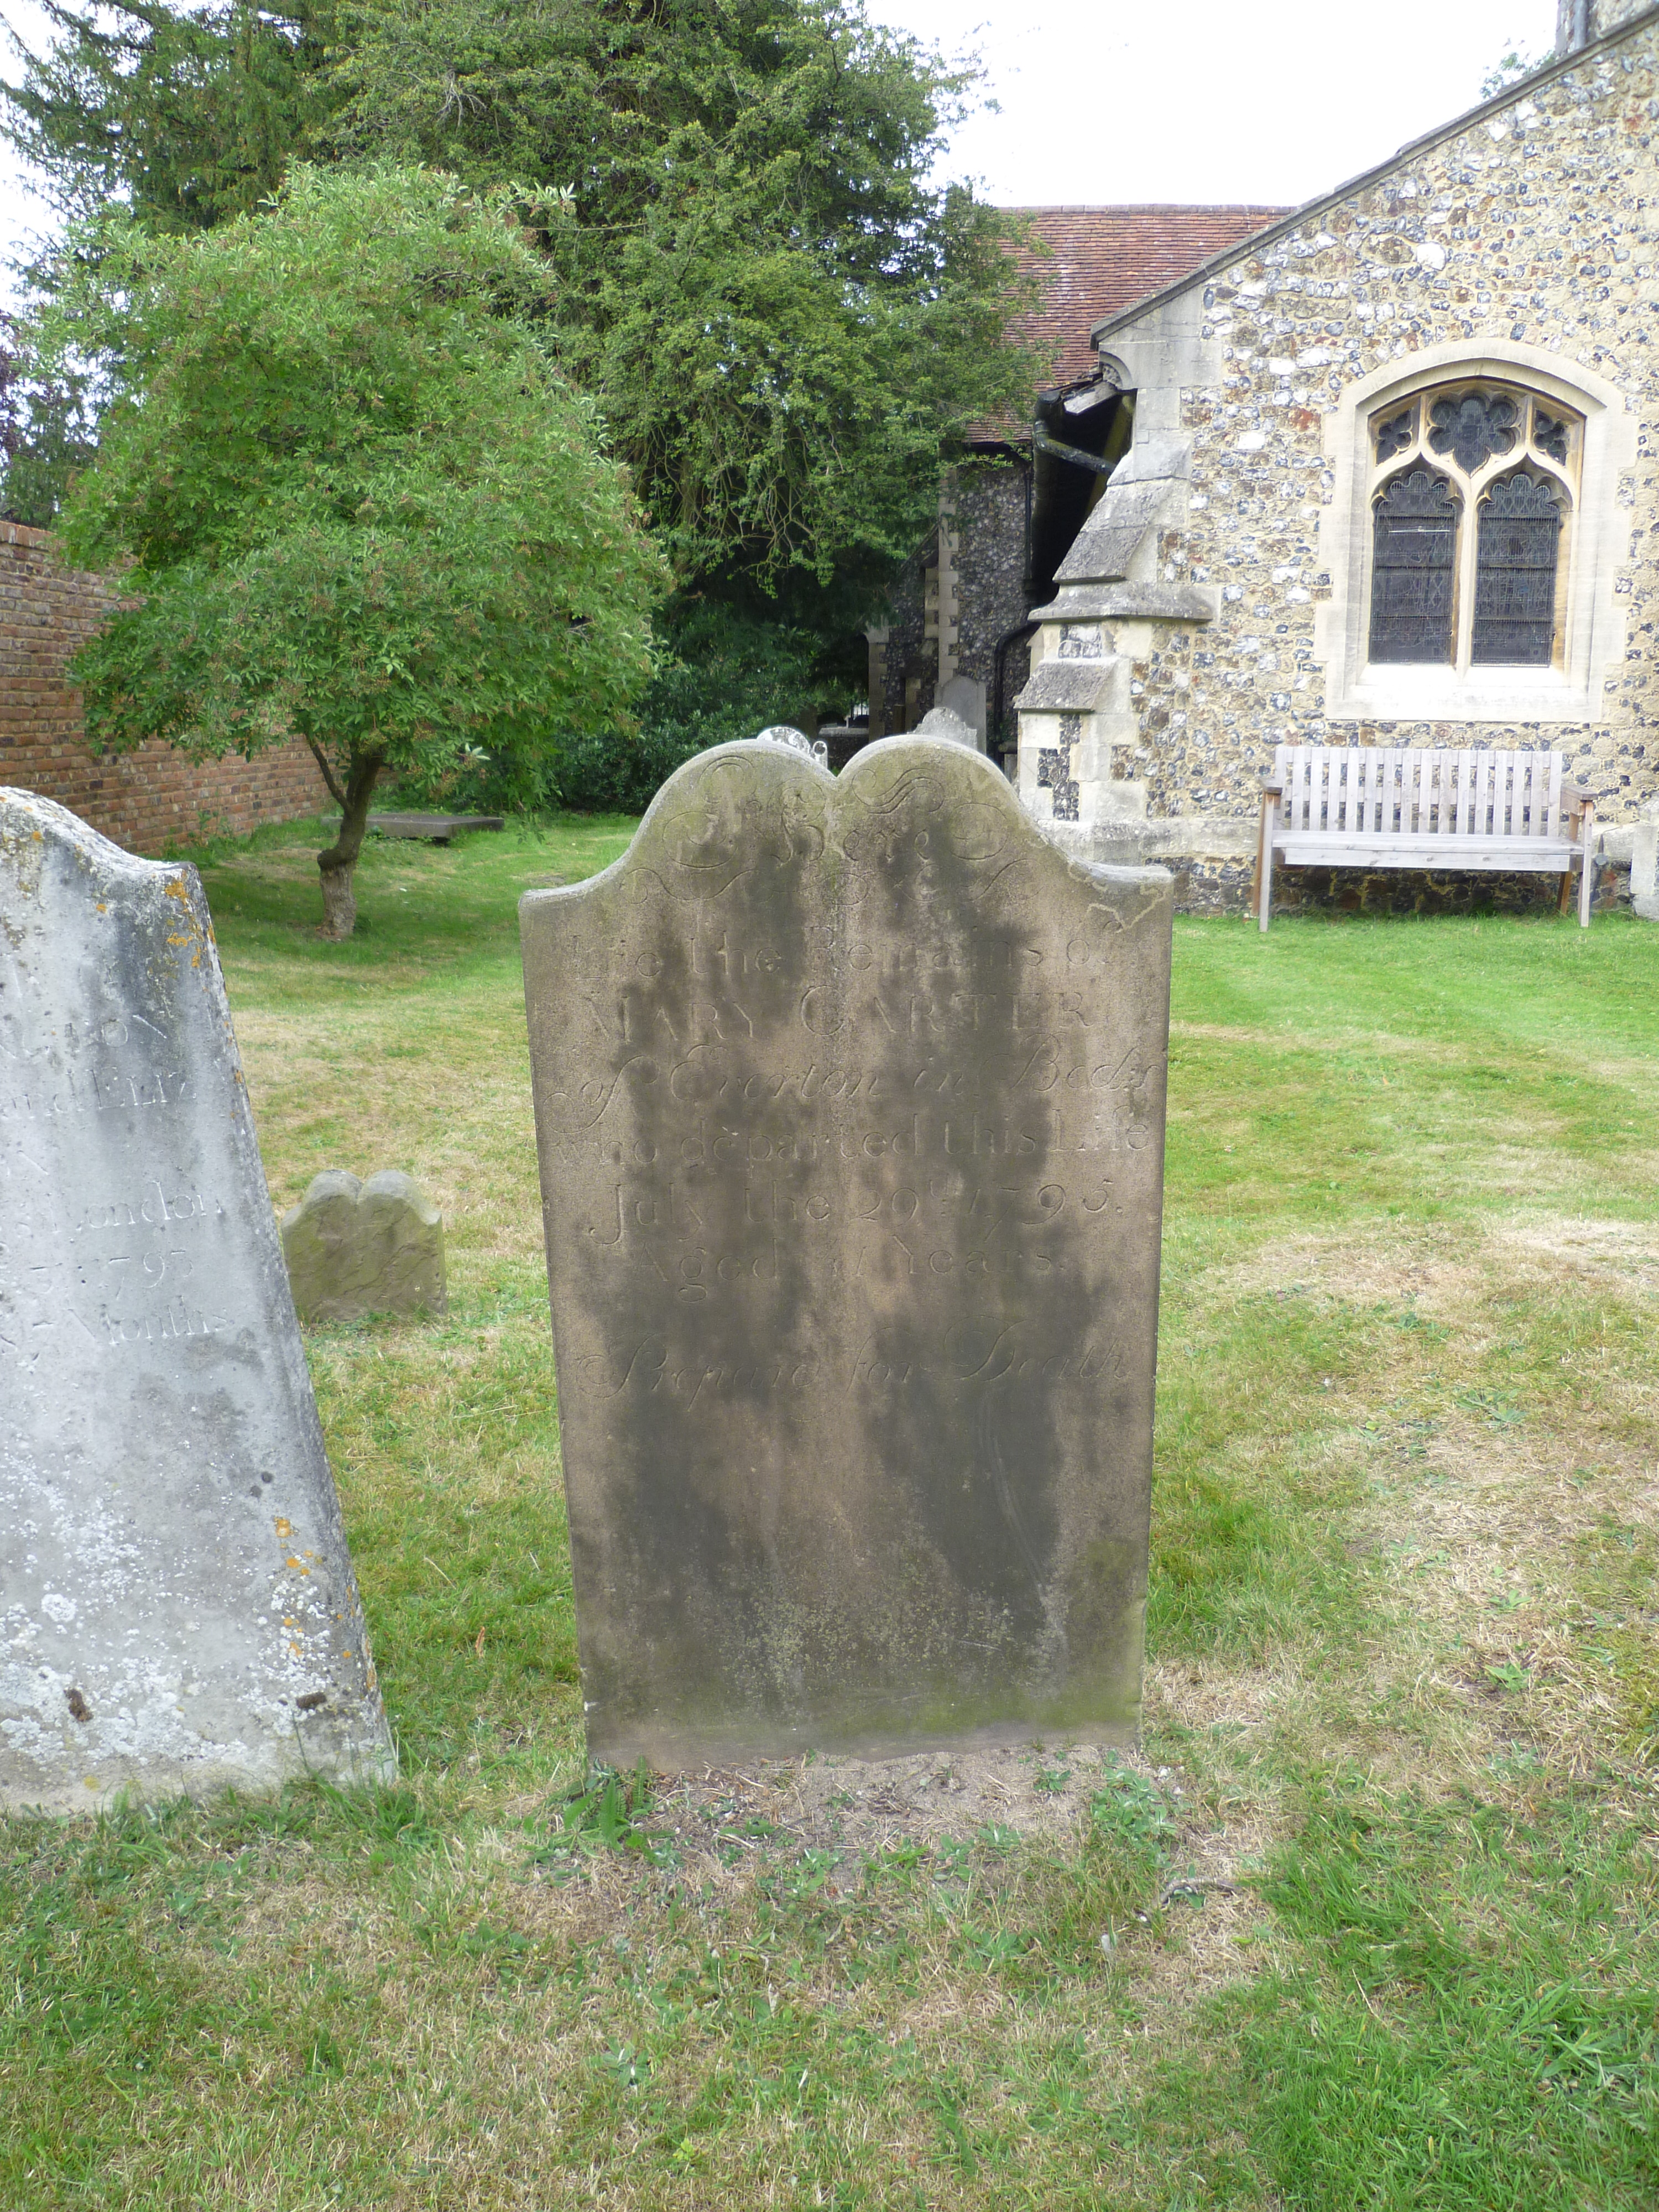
[6,853,1658,2209]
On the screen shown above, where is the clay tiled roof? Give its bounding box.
[1000,204,1290,390]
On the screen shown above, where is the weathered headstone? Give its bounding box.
[914,702,980,749]
[936,673,988,749]
[1633,800,1658,921]
[752,724,831,766]
[281,1169,446,1322]
[1,791,394,1811]
[521,737,1172,1767]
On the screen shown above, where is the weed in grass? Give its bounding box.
[537,1760,674,1871]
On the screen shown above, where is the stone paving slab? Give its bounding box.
[367,812,505,842]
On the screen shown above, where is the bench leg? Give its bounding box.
[1576,802,1597,928]
[1256,797,1277,934]
[1557,870,1572,917]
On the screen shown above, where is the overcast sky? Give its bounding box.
[2,0,1561,302]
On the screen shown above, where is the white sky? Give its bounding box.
[1,0,1561,304]
[883,0,1560,203]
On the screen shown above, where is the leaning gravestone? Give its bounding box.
[521,737,1172,1767]
[0,791,394,1811]
[282,1169,446,1322]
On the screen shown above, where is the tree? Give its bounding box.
[1480,37,1542,99]
[320,0,1037,596]
[2,0,334,233]
[43,163,665,937]
[0,314,98,524]
[6,0,1039,612]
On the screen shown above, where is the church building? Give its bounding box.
[859,205,1285,750]
[1011,0,1659,912]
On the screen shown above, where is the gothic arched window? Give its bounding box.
[1365,385,1579,670]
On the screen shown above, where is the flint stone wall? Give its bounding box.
[0,790,393,1810]
[1021,19,1659,907]
[521,737,1172,1767]
[875,459,1032,739]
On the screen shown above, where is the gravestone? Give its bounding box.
[936,673,988,749]
[282,1169,446,1322]
[1634,800,1658,921]
[752,725,831,766]
[914,703,980,750]
[0,790,394,1811]
[521,736,1172,1767]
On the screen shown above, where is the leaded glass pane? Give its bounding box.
[1428,390,1518,473]
[1369,469,1458,664]
[1375,407,1415,463]
[1472,473,1562,665]
[1532,410,1570,464]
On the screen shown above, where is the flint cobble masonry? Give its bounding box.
[874,458,1033,741]
[1157,50,1657,820]
[1019,12,1659,908]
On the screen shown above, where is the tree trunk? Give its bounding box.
[315,746,386,941]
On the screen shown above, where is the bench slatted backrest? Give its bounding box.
[1272,747,1564,841]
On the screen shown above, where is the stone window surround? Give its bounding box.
[1313,340,1635,725]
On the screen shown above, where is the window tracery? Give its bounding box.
[1427,391,1517,473]
[1472,473,1564,665]
[1366,382,1579,670]
[1374,407,1416,465]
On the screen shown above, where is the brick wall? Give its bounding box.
[0,521,327,855]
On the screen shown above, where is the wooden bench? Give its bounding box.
[1255,745,1597,931]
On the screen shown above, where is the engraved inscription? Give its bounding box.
[0,1061,195,1128]
[1,1170,236,1365]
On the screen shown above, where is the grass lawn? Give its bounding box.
[4,814,1656,2209]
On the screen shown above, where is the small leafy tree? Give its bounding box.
[4,0,1039,611]
[43,163,665,937]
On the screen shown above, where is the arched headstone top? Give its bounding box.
[520,737,1173,1766]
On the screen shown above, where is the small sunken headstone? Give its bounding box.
[521,737,1172,1768]
[281,1170,446,1323]
[752,725,830,766]
[0,791,394,1811]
